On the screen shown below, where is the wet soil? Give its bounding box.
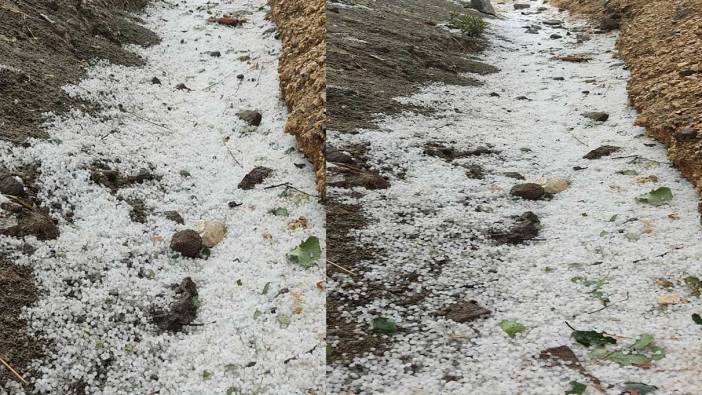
[0,0,159,144]
[326,0,497,368]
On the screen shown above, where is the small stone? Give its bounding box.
[552,76,565,81]
[489,92,500,97]
[550,34,562,39]
[208,50,221,57]
[236,74,245,80]
[0,174,27,197]
[514,3,530,10]
[238,166,273,189]
[175,83,191,91]
[441,301,490,323]
[470,0,496,16]
[543,19,562,26]
[582,112,609,122]
[151,77,161,85]
[503,172,525,180]
[465,164,484,180]
[237,110,263,126]
[164,211,184,224]
[541,177,570,194]
[170,230,202,258]
[510,183,545,200]
[197,220,227,248]
[491,211,541,245]
[583,145,620,159]
[327,148,354,164]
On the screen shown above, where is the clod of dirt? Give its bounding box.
[539,345,603,390]
[175,83,191,91]
[510,183,545,200]
[153,277,199,332]
[503,172,525,180]
[423,142,467,161]
[197,220,227,248]
[90,165,159,192]
[583,145,621,159]
[470,0,496,16]
[550,34,563,39]
[440,300,490,323]
[163,211,184,225]
[170,230,203,258]
[127,199,147,224]
[491,211,541,245]
[514,4,531,10]
[1,207,59,240]
[674,127,697,142]
[151,77,162,85]
[0,174,27,197]
[327,166,390,190]
[582,111,609,122]
[237,110,263,126]
[207,16,246,27]
[465,164,484,180]
[238,166,273,190]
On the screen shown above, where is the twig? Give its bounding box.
[586,292,629,315]
[263,182,317,198]
[568,132,587,146]
[327,259,357,276]
[0,355,28,385]
[611,155,665,164]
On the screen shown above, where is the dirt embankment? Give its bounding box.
[0,0,155,387]
[551,0,702,209]
[268,0,326,194]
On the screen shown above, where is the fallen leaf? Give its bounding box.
[607,351,650,366]
[372,317,397,335]
[572,330,617,348]
[287,236,322,268]
[498,320,527,338]
[623,382,658,394]
[637,187,673,206]
[566,381,587,395]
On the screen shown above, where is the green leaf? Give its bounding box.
[269,207,289,216]
[637,187,673,206]
[684,276,702,296]
[287,236,322,268]
[607,351,650,366]
[692,313,702,325]
[565,381,587,395]
[372,317,397,335]
[623,382,658,394]
[608,214,619,222]
[572,330,617,348]
[225,386,239,395]
[632,334,654,350]
[202,370,213,381]
[649,346,665,360]
[276,313,290,328]
[498,320,527,338]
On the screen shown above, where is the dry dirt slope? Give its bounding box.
[551,0,702,213]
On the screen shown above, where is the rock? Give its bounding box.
[236,74,245,80]
[470,0,496,16]
[153,277,198,332]
[583,145,621,159]
[489,92,501,97]
[1,209,59,240]
[175,83,191,91]
[514,4,530,10]
[582,112,609,122]
[441,300,490,323]
[127,199,147,224]
[516,95,530,100]
[503,172,525,180]
[208,50,221,57]
[552,76,565,81]
[238,166,273,189]
[541,177,570,194]
[237,110,262,126]
[327,147,354,164]
[600,15,620,31]
[491,211,541,245]
[164,210,184,224]
[151,77,162,85]
[465,164,484,180]
[0,175,27,197]
[424,142,467,161]
[197,220,227,248]
[510,183,545,200]
[170,230,202,258]
[550,34,562,39]
[674,127,697,142]
[543,19,562,26]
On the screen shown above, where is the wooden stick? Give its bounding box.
[0,355,29,385]
[327,260,357,276]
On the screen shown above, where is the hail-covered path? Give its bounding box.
[1,0,324,394]
[327,1,702,394]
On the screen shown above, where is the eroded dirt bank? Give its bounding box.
[268,0,326,193]
[551,0,702,210]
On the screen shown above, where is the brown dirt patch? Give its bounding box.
[268,0,326,194]
[551,0,702,211]
[0,0,159,144]
[327,0,497,134]
[0,258,42,387]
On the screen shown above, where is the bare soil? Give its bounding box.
[0,0,156,387]
[326,0,494,367]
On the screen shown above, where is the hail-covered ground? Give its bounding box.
[327,1,702,394]
[0,0,324,394]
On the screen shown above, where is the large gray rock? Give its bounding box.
[471,0,496,16]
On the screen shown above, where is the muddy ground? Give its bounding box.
[0,0,155,386]
[326,0,495,365]
[551,0,702,212]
